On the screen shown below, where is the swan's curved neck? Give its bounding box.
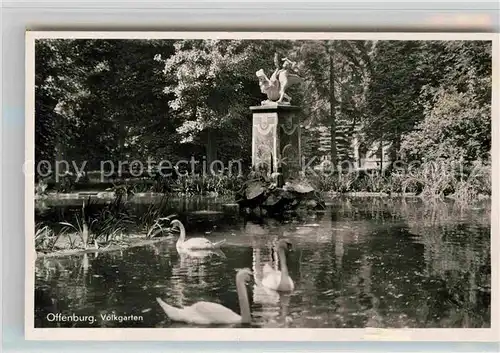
[278,247,289,277]
[236,276,251,324]
[176,222,187,243]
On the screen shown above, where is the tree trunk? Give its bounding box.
[387,136,400,173]
[379,140,384,173]
[206,129,218,173]
[55,113,66,174]
[329,53,338,168]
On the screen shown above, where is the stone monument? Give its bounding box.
[235,53,325,217]
[251,54,303,181]
[250,104,301,181]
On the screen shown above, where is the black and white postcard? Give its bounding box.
[25,31,498,341]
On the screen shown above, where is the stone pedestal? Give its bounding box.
[250,104,301,180]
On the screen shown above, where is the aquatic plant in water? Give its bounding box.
[35,224,62,251]
[52,196,136,250]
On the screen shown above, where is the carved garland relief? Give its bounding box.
[252,114,277,172]
[252,112,301,177]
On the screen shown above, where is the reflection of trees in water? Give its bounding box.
[293,235,386,328]
[413,269,490,328]
[335,229,344,270]
[417,233,489,327]
[36,246,176,328]
[357,254,382,327]
[170,252,213,307]
[35,253,99,327]
[35,198,490,328]
[332,197,490,229]
[334,197,402,224]
[170,256,188,307]
[398,201,490,327]
[291,198,490,328]
[398,198,490,228]
[390,201,489,327]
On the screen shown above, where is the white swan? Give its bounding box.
[156,268,253,325]
[171,220,226,251]
[261,239,295,292]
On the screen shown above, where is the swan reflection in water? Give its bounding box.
[161,243,227,310]
[251,237,294,327]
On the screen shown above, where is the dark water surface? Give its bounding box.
[35,197,491,328]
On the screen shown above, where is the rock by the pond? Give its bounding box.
[246,182,267,200]
[263,194,281,207]
[222,203,240,213]
[305,199,318,208]
[235,177,326,218]
[284,182,315,194]
[189,210,224,215]
[97,191,115,198]
[78,191,99,197]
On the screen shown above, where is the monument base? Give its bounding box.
[237,103,327,219]
[235,176,326,219]
[250,104,302,181]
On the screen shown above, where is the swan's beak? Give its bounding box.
[169,222,180,232]
[236,269,253,278]
[245,272,253,282]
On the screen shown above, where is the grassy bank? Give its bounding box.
[37,173,242,197]
[35,233,175,259]
[305,161,491,205]
[35,195,179,256]
[37,161,490,204]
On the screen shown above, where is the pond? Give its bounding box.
[34,196,491,328]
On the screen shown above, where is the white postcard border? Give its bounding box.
[25,30,499,341]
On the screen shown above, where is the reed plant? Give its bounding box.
[53,196,136,249]
[153,174,241,196]
[35,224,62,251]
[304,160,490,203]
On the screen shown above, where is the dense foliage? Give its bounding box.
[35,38,491,198]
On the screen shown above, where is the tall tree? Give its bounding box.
[400,40,492,164]
[162,39,294,167]
[298,40,374,168]
[363,40,431,163]
[36,39,178,172]
[35,39,83,172]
